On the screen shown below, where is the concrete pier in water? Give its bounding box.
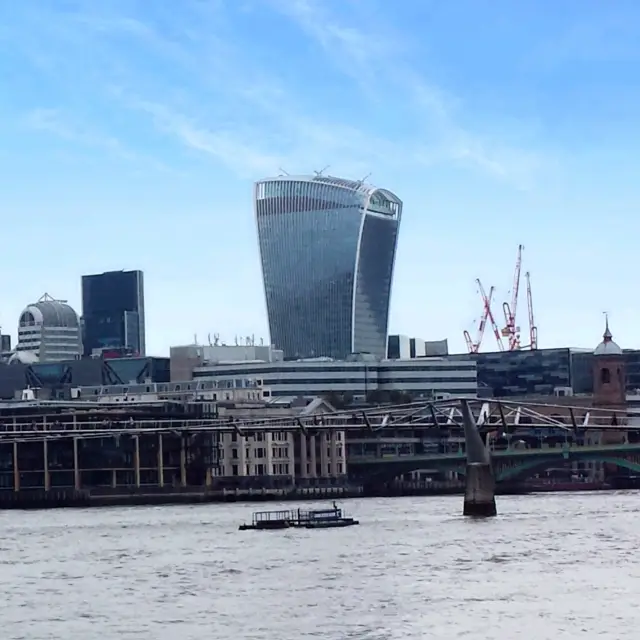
[460,400,497,517]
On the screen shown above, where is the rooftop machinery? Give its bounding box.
[463,245,538,354]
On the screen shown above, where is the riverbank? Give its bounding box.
[0,479,627,510]
[0,485,362,510]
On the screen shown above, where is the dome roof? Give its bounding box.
[594,320,623,356]
[19,295,79,329]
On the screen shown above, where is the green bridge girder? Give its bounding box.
[350,443,640,482]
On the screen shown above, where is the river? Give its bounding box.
[0,491,638,639]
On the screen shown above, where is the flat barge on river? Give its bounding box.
[239,504,359,531]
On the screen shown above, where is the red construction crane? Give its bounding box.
[463,279,505,353]
[502,244,523,351]
[525,271,538,349]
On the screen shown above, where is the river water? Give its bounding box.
[0,492,638,639]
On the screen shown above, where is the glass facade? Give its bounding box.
[82,270,146,356]
[255,176,401,360]
[474,348,574,396]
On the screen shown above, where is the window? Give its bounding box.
[272,464,278,475]
[232,448,238,459]
[601,368,611,384]
[232,464,238,476]
[337,462,343,473]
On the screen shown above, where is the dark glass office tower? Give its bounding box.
[82,270,146,356]
[255,175,402,360]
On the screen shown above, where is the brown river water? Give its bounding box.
[1,492,638,639]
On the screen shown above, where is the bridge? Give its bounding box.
[349,442,640,482]
[0,394,635,440]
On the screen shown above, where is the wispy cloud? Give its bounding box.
[5,0,547,188]
[268,0,545,187]
[23,108,177,174]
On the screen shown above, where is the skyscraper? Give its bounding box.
[255,174,402,360]
[82,270,146,356]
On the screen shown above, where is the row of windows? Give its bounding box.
[198,375,475,386]
[226,462,344,476]
[195,363,476,377]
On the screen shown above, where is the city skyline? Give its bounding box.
[2,1,640,355]
[255,174,401,360]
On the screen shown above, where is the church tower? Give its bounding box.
[592,317,626,409]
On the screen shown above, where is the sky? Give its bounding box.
[1,0,640,357]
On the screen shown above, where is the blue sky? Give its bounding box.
[1,0,639,356]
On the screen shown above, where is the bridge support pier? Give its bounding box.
[460,399,497,517]
[463,463,497,517]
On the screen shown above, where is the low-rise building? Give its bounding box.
[190,355,477,400]
[169,342,283,382]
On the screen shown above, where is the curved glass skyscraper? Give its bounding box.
[255,175,402,360]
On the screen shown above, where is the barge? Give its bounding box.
[239,503,359,531]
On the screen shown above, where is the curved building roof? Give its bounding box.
[594,321,622,356]
[258,174,402,205]
[19,299,80,328]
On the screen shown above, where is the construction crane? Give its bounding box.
[463,279,505,353]
[502,244,523,351]
[525,271,538,349]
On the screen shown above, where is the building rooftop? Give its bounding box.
[19,295,79,329]
[594,319,623,356]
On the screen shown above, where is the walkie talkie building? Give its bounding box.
[254,174,402,360]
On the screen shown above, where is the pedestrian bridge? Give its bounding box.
[349,442,640,482]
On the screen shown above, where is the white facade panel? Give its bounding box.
[193,357,478,399]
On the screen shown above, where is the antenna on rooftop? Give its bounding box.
[314,165,330,177]
[355,172,372,188]
[278,167,290,176]
[213,333,220,346]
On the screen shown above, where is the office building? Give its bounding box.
[0,354,170,400]
[0,334,11,362]
[471,348,591,397]
[254,174,402,360]
[387,335,449,359]
[191,356,478,400]
[14,294,83,362]
[82,270,146,356]
[169,342,283,382]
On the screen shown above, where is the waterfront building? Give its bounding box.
[14,294,83,363]
[82,269,146,357]
[76,376,269,406]
[190,355,478,400]
[254,174,402,360]
[0,397,346,493]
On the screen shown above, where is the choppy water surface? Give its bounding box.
[1,492,639,639]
